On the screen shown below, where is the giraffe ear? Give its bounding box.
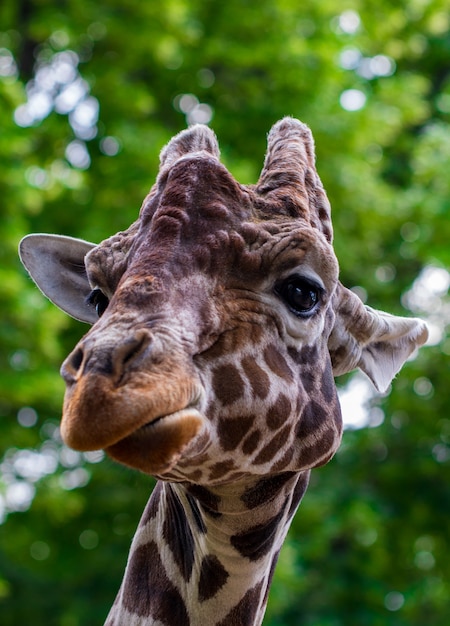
[329,283,428,392]
[19,234,98,324]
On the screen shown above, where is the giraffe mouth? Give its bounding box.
[105,407,207,475]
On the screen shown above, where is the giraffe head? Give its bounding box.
[19,118,428,483]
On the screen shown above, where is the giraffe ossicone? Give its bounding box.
[19,118,428,625]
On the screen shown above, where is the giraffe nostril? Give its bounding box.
[60,346,85,384]
[61,329,152,383]
[70,347,84,372]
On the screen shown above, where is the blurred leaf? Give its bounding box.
[0,1,448,625]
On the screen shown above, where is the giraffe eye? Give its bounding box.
[87,288,110,317]
[275,276,321,317]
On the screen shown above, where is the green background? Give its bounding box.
[0,1,449,624]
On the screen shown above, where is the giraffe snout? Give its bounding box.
[61,328,152,384]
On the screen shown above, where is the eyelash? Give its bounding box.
[86,288,110,317]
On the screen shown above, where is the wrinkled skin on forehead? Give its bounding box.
[87,158,337,312]
[18,118,428,484]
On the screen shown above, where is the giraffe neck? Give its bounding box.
[105,471,310,626]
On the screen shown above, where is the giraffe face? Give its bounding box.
[59,142,341,481]
[19,119,428,483]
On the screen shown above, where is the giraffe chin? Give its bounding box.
[104,408,207,475]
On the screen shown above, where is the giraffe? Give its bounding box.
[19,118,428,626]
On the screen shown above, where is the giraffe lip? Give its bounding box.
[138,409,185,432]
[105,407,206,474]
[137,399,204,433]
[139,414,165,430]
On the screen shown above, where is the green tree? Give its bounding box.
[0,1,448,624]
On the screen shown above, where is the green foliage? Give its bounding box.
[0,1,448,624]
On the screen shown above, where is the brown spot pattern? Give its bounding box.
[288,345,319,393]
[263,345,294,381]
[266,393,291,430]
[198,554,230,602]
[187,469,202,483]
[296,399,330,440]
[241,473,296,509]
[209,459,237,481]
[122,541,190,624]
[230,509,285,561]
[212,364,245,406]
[241,357,270,399]
[217,415,254,451]
[296,428,337,468]
[242,429,262,455]
[163,487,195,582]
[253,423,292,465]
[271,447,295,472]
[187,485,221,518]
[218,579,264,626]
[298,344,319,365]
